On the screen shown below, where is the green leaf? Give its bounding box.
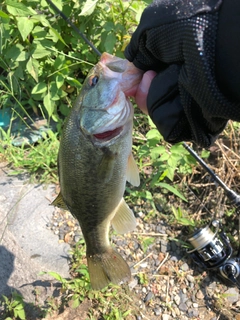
[46,271,64,282]
[0,10,10,21]
[150,146,166,160]
[178,217,195,226]
[79,0,99,16]
[146,128,161,141]
[26,57,39,82]
[157,182,187,202]
[17,17,34,41]
[65,76,81,87]
[71,297,80,309]
[32,83,47,95]
[104,32,116,53]
[32,46,51,59]
[5,44,28,61]
[55,74,65,89]
[201,150,210,158]
[49,27,68,46]
[44,93,55,117]
[6,0,36,16]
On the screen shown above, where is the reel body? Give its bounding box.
[188,220,240,288]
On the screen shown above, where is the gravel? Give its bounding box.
[46,205,240,320]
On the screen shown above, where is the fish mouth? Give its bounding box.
[93,126,123,141]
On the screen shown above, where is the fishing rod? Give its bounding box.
[183,142,240,289]
[46,0,240,289]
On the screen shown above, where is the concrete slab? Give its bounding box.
[0,163,70,303]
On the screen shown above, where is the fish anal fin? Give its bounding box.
[51,192,68,211]
[111,198,136,234]
[87,248,131,290]
[126,153,140,186]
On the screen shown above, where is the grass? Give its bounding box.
[0,128,59,184]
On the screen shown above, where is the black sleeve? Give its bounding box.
[125,0,240,148]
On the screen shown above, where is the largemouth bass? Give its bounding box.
[52,53,142,290]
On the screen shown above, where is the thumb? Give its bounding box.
[135,70,157,114]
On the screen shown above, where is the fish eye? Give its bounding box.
[89,75,99,87]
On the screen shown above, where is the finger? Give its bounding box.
[135,70,157,114]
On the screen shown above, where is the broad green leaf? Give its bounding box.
[66,76,81,87]
[44,93,55,117]
[79,0,99,16]
[16,51,29,62]
[46,271,64,282]
[201,149,210,158]
[32,83,47,95]
[17,309,26,320]
[46,0,63,14]
[146,128,161,141]
[150,146,166,160]
[17,17,34,41]
[5,44,28,61]
[157,182,187,202]
[32,46,51,59]
[71,297,80,309]
[104,32,116,53]
[49,82,60,101]
[6,0,36,16]
[49,27,67,46]
[26,57,39,82]
[0,10,10,20]
[55,74,65,89]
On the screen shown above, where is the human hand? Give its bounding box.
[125,70,157,114]
[125,0,240,147]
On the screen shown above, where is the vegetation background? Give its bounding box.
[1,0,240,319]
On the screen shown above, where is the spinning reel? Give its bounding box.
[183,143,240,289]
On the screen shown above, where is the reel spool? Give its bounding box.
[188,220,232,269]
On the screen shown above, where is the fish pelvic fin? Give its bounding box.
[126,153,140,187]
[87,249,131,290]
[111,198,136,234]
[51,192,68,211]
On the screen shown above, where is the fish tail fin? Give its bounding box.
[87,249,131,290]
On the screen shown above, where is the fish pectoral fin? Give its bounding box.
[51,192,68,211]
[87,249,131,290]
[97,151,115,183]
[111,198,136,234]
[126,153,140,187]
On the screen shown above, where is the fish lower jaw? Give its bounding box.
[93,126,123,141]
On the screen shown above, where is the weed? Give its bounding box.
[171,206,196,227]
[0,292,26,320]
[1,129,59,183]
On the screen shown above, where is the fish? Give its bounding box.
[52,52,143,290]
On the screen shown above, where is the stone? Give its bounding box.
[174,294,181,306]
[0,165,70,306]
[186,274,195,283]
[154,308,161,316]
[196,289,204,300]
[162,314,171,320]
[180,263,189,271]
[224,287,239,304]
[179,302,188,312]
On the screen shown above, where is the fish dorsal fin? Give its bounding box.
[111,198,136,234]
[126,153,140,186]
[51,192,68,211]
